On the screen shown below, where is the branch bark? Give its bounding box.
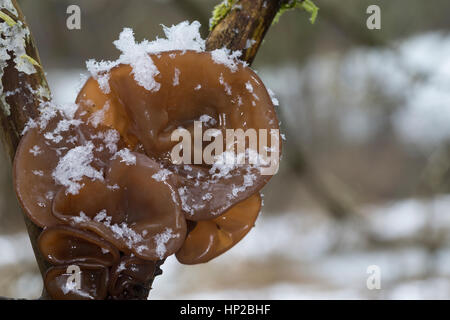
[0,0,51,298]
[206,0,287,63]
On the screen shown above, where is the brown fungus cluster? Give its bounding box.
[13,50,280,299]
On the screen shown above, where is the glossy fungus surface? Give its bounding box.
[14,40,280,299]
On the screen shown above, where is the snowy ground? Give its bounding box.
[3,195,450,299]
[149,195,450,300]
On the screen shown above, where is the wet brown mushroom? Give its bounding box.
[52,152,187,261]
[38,225,120,266]
[76,50,280,221]
[13,47,280,300]
[176,193,261,264]
[45,263,109,300]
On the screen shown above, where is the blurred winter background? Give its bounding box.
[2,0,450,299]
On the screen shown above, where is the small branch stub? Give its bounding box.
[207,0,288,64]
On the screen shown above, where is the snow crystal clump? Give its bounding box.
[86,21,206,95]
[1,0,18,15]
[113,28,161,92]
[32,170,43,176]
[245,39,257,49]
[202,193,212,201]
[102,129,120,154]
[199,114,217,126]
[71,211,89,223]
[22,99,80,135]
[209,151,243,178]
[112,224,144,250]
[178,186,193,215]
[0,17,36,114]
[219,73,232,95]
[152,169,172,182]
[113,148,136,166]
[211,48,244,73]
[45,191,55,200]
[29,145,41,156]
[230,171,257,199]
[117,261,126,272]
[88,102,110,128]
[22,101,57,134]
[93,209,110,224]
[86,59,118,94]
[145,20,205,53]
[245,81,254,93]
[267,88,279,106]
[57,102,79,120]
[92,210,146,252]
[52,142,104,195]
[43,118,82,143]
[154,228,179,259]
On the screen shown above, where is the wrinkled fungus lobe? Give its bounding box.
[14,48,280,299]
[39,225,120,266]
[109,255,159,300]
[45,263,109,300]
[176,193,262,264]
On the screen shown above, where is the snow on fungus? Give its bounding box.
[12,20,281,299]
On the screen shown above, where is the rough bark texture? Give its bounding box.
[0,0,286,299]
[0,0,51,298]
[206,0,287,63]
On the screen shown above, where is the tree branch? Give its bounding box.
[0,0,51,298]
[206,0,288,63]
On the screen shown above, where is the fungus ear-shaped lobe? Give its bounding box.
[53,152,186,261]
[108,50,279,156]
[75,77,137,148]
[14,128,59,227]
[176,193,261,264]
[39,225,120,266]
[106,51,280,220]
[173,164,268,221]
[13,114,80,227]
[45,264,109,300]
[106,152,187,260]
[13,111,123,227]
[109,256,158,300]
[52,179,126,224]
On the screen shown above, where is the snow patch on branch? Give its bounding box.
[0,3,37,115]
